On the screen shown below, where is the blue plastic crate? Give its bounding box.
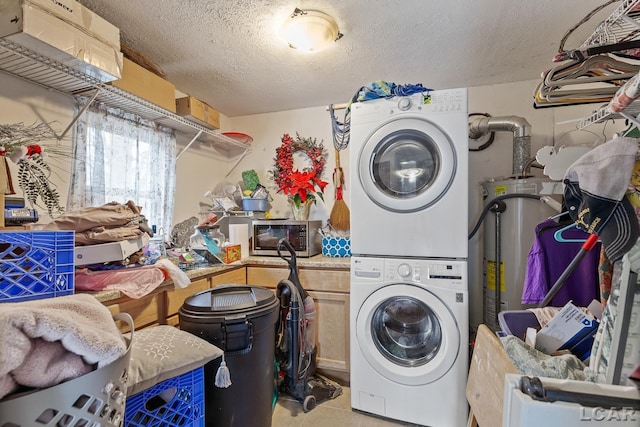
[0,231,75,302]
[125,367,205,427]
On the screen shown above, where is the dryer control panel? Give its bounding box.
[425,88,467,112]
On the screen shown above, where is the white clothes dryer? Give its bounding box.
[350,256,469,426]
[349,89,468,259]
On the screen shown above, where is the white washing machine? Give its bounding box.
[349,88,468,259]
[350,256,469,426]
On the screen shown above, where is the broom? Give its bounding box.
[329,148,350,231]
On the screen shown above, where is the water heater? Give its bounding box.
[481,177,559,331]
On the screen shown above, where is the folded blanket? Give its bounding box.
[0,294,127,399]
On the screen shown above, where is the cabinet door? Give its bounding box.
[107,293,163,333]
[309,290,350,375]
[166,278,210,318]
[210,268,246,287]
[247,266,351,378]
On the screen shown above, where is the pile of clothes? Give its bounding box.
[42,200,153,246]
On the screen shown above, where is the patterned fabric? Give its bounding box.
[598,247,613,309]
[126,325,222,395]
[501,334,593,381]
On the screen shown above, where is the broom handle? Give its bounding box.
[334,148,344,200]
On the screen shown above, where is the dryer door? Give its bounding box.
[355,283,460,385]
[358,116,456,213]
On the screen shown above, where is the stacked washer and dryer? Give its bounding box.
[349,88,469,426]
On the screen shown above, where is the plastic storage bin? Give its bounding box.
[125,367,205,427]
[498,310,541,339]
[179,285,279,427]
[242,198,267,212]
[0,230,75,302]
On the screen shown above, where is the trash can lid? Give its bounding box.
[181,284,277,315]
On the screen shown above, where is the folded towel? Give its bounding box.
[0,293,127,399]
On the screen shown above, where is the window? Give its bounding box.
[70,101,176,235]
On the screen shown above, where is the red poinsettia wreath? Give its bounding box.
[271,133,328,207]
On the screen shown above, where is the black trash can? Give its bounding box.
[179,284,279,427]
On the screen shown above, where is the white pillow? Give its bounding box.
[126,325,223,395]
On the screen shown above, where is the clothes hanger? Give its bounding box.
[553,222,599,243]
[535,54,640,107]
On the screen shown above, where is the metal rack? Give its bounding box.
[0,38,248,152]
[578,0,640,129]
[581,0,640,47]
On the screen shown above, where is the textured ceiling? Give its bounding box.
[76,0,617,117]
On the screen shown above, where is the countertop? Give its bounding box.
[87,255,351,303]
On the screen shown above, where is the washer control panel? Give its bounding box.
[384,259,464,280]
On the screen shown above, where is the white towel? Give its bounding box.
[0,293,127,399]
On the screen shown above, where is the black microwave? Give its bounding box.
[251,220,322,257]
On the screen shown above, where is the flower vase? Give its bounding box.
[290,198,311,220]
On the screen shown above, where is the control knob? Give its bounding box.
[397,263,412,278]
[397,97,412,111]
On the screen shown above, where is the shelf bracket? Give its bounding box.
[176,130,203,160]
[225,147,252,178]
[58,89,101,141]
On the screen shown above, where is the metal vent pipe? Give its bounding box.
[468,115,532,176]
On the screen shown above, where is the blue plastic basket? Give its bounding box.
[125,367,205,427]
[0,231,75,302]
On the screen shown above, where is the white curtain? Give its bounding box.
[70,101,176,236]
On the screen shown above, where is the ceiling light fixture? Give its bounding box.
[281,8,343,53]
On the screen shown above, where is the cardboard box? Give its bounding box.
[12,0,121,50]
[111,58,176,112]
[176,96,220,129]
[0,2,123,82]
[535,301,599,360]
[221,244,241,264]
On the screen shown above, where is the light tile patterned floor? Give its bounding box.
[272,387,423,427]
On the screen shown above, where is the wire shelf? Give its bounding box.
[0,39,246,151]
[582,0,640,47]
[577,0,640,129]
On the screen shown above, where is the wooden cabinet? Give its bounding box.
[210,268,246,288]
[247,265,350,383]
[106,292,164,333]
[106,267,247,330]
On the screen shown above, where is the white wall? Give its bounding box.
[223,106,339,220]
[1,75,626,327]
[0,73,75,223]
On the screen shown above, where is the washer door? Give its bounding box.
[358,116,456,212]
[356,284,460,385]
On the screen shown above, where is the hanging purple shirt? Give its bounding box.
[522,218,600,307]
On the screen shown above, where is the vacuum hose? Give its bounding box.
[277,279,302,382]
